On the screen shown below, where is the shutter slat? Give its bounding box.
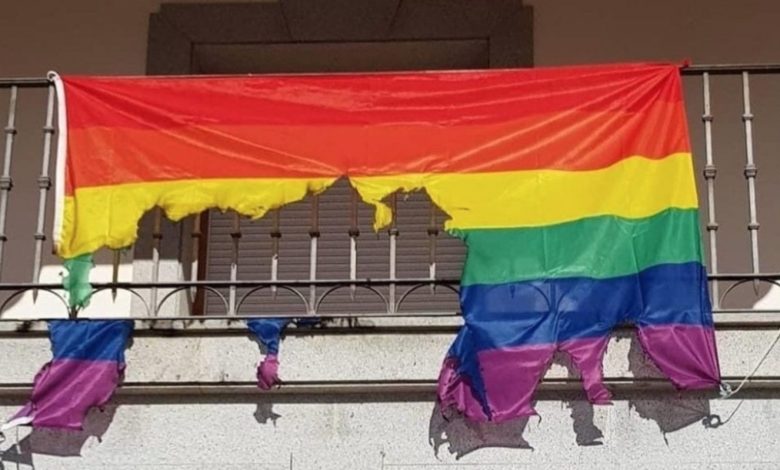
[205,179,464,315]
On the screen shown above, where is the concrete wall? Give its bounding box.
[1,1,780,469]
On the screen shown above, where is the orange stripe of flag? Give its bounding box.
[65,102,688,192]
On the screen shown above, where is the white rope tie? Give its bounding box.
[720,324,780,399]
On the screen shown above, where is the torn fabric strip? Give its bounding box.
[3,320,133,431]
[247,318,288,390]
[247,318,320,390]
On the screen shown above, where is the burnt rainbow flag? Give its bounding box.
[50,63,720,422]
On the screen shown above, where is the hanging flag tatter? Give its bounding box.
[3,320,133,431]
[247,318,288,390]
[50,63,721,422]
[247,318,321,390]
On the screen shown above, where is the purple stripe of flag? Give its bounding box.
[437,326,720,423]
[4,320,132,431]
[637,324,720,389]
[12,360,123,430]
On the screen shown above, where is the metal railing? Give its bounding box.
[1,64,780,324]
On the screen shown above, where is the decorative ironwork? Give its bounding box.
[0,274,778,320]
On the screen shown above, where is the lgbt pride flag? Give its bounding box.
[3,321,132,431]
[50,63,720,421]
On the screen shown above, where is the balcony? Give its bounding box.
[1,64,780,397]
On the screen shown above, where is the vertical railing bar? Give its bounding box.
[388,193,398,313]
[349,187,359,300]
[309,194,320,315]
[741,71,761,294]
[150,208,162,315]
[270,209,280,300]
[309,195,320,314]
[0,86,18,280]
[190,213,202,309]
[111,249,120,300]
[701,72,720,308]
[427,202,438,295]
[32,84,56,300]
[228,212,241,315]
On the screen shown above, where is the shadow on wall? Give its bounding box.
[621,332,713,438]
[428,403,532,459]
[254,401,282,426]
[0,404,117,467]
[556,352,606,447]
[428,331,714,458]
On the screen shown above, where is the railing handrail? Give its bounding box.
[681,63,780,75]
[3,63,780,88]
[0,77,50,87]
[0,272,776,291]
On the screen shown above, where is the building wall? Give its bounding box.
[2,1,780,469]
